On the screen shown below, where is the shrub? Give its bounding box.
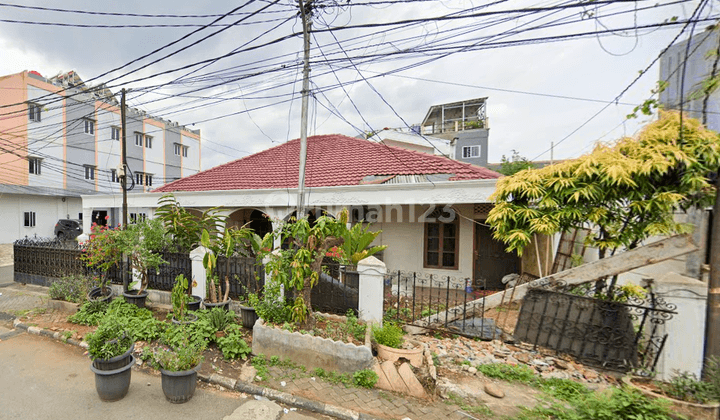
[85,320,133,360]
[372,322,404,349]
[659,371,717,404]
[216,324,251,360]
[353,369,379,388]
[49,275,99,303]
[68,300,108,325]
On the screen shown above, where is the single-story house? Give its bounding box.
[81,134,548,289]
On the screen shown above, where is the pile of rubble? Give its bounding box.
[415,334,612,385]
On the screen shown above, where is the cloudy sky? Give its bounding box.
[0,0,715,171]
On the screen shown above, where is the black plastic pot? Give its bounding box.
[123,290,148,309]
[171,313,198,325]
[239,305,258,329]
[87,287,114,303]
[203,300,230,311]
[92,342,135,371]
[187,295,202,311]
[160,364,199,404]
[89,355,135,402]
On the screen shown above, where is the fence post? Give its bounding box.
[357,256,386,324]
[649,273,706,381]
[190,246,209,301]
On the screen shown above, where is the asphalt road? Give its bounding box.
[0,332,325,420]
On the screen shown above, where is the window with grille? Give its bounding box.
[23,212,36,227]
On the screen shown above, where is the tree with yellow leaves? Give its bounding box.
[487,112,720,265]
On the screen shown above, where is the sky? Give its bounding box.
[0,0,716,172]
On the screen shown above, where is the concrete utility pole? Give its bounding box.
[120,88,129,292]
[297,0,312,219]
[121,88,128,228]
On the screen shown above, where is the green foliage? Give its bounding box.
[248,283,292,324]
[85,320,133,360]
[313,367,352,386]
[251,354,270,381]
[499,150,535,176]
[518,387,674,420]
[49,275,100,303]
[216,324,251,360]
[344,310,367,342]
[353,369,378,388]
[258,209,351,325]
[538,378,592,402]
[153,329,205,372]
[171,274,190,320]
[477,363,536,383]
[207,307,235,332]
[488,112,720,256]
[338,222,387,266]
[372,322,404,349]
[154,193,225,252]
[68,299,108,326]
[658,372,718,404]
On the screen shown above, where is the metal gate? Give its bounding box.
[514,287,676,375]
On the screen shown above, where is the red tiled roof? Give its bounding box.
[156,134,500,192]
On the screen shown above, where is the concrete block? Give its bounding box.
[398,362,427,399]
[380,360,409,394]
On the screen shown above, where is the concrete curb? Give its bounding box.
[10,317,383,420]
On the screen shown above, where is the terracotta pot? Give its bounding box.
[623,376,720,420]
[375,340,424,368]
[215,331,226,339]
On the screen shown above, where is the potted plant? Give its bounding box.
[336,222,386,287]
[80,222,119,302]
[372,322,423,368]
[86,320,135,401]
[114,218,170,308]
[171,274,197,324]
[152,330,205,404]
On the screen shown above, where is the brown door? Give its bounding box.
[474,222,519,290]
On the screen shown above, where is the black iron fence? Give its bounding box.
[147,251,192,291]
[383,271,501,338]
[14,237,86,285]
[514,286,676,375]
[310,261,358,316]
[214,254,265,300]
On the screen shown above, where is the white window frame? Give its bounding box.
[136,172,143,186]
[145,135,152,149]
[182,145,189,158]
[111,126,120,141]
[28,103,41,122]
[174,143,181,156]
[23,211,36,227]
[462,145,480,158]
[84,119,94,135]
[84,165,95,180]
[135,132,143,147]
[29,157,41,175]
[145,174,153,187]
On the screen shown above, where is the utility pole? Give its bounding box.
[121,88,128,228]
[297,0,312,219]
[120,88,129,292]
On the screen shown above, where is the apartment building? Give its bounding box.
[0,70,201,242]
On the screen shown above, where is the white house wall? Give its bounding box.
[96,106,122,194]
[181,133,200,176]
[0,194,82,244]
[373,204,476,281]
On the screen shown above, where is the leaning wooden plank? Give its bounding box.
[423,234,697,326]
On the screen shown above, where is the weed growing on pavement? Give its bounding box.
[445,393,492,418]
[353,369,379,389]
[251,354,270,381]
[313,367,352,387]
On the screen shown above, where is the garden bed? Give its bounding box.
[253,314,374,375]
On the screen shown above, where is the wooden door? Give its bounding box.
[474,222,519,290]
